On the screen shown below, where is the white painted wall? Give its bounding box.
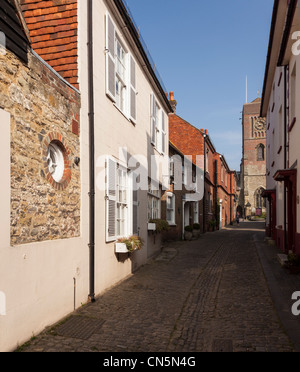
[78,0,170,295]
[1,0,170,352]
[266,52,300,234]
[266,66,285,228]
[288,54,300,234]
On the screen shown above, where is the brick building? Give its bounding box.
[239,98,267,218]
[169,94,237,232]
[20,0,79,89]
[161,142,202,241]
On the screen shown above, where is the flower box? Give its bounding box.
[115,243,130,254]
[115,236,144,254]
[148,223,156,231]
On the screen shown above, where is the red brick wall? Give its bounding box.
[20,0,78,89]
[169,113,237,229]
[169,114,204,165]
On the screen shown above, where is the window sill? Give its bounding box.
[167,223,177,227]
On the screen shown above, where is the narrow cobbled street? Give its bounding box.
[19,222,299,352]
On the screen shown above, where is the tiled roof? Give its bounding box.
[20,0,78,89]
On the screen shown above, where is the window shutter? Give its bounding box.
[106,13,116,102]
[157,109,162,153]
[151,94,156,145]
[130,56,137,123]
[131,171,139,235]
[161,111,166,154]
[132,189,139,236]
[106,157,117,242]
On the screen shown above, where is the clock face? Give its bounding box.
[254,119,266,131]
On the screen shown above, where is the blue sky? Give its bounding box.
[125,0,274,171]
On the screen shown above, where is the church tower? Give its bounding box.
[240,98,267,217]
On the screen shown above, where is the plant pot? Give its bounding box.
[184,231,193,241]
[192,230,200,239]
[148,223,156,231]
[115,243,130,254]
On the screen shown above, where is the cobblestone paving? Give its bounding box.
[19,222,294,352]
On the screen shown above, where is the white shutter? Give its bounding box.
[157,107,162,153]
[161,111,166,154]
[130,55,137,123]
[151,94,156,145]
[132,189,139,236]
[106,13,116,102]
[106,157,117,242]
[131,171,139,235]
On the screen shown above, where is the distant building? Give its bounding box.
[161,142,201,241]
[239,98,267,218]
[168,93,237,232]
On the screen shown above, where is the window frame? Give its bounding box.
[106,156,134,242]
[106,12,137,124]
[257,144,265,161]
[148,180,161,221]
[151,93,166,154]
[166,192,176,225]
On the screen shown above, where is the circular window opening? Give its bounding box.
[47,141,65,183]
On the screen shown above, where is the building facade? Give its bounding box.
[168,95,237,232]
[261,0,300,255]
[1,0,172,351]
[0,0,82,352]
[240,98,267,218]
[161,142,201,241]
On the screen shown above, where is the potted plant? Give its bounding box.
[208,219,216,232]
[149,219,170,233]
[115,235,144,254]
[285,253,300,275]
[184,225,193,241]
[192,223,201,239]
[148,222,156,231]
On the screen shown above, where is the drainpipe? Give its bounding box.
[203,134,207,233]
[88,0,96,303]
[215,159,218,229]
[230,173,232,225]
[284,65,288,254]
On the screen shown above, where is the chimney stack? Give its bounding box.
[169,91,177,114]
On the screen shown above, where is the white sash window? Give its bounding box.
[106,157,138,242]
[106,13,137,124]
